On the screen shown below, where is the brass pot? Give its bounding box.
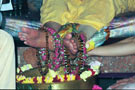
[17,68,96,89]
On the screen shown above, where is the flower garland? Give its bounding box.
[58,23,87,74]
[16,23,101,84]
[16,61,100,84]
[37,26,65,75]
[37,24,88,75]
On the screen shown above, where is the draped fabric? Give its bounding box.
[40,0,115,31]
[40,0,135,31]
[0,30,15,89]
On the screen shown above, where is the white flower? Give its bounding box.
[88,61,101,70]
[80,71,92,82]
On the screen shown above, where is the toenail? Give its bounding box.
[24,42,27,44]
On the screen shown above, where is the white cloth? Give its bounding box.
[0,0,13,25]
[0,0,16,89]
[0,30,15,89]
[0,0,13,11]
[0,0,15,89]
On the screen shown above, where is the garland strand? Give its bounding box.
[37,23,88,75]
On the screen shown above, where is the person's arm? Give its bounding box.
[87,37,135,56]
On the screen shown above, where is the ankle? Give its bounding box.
[48,33,54,50]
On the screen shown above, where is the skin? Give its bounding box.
[19,27,135,57]
[109,76,135,89]
[87,37,135,56]
[18,20,135,57]
[18,27,78,54]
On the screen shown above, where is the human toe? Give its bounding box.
[18,33,25,41]
[22,27,31,33]
[64,33,72,40]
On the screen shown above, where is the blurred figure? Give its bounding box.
[0,0,15,89]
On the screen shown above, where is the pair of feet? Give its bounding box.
[18,27,78,55]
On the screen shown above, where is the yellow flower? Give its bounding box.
[21,64,33,72]
[86,40,95,52]
[16,75,26,81]
[70,74,75,80]
[23,77,34,84]
[46,69,57,78]
[58,75,65,82]
[80,71,92,82]
[58,26,73,38]
[37,76,42,84]
[45,76,53,83]
[66,74,76,81]
[67,75,70,81]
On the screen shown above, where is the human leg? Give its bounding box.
[18,22,79,54]
[0,30,15,89]
[63,24,97,54]
[108,76,135,89]
[87,37,135,56]
[18,22,61,50]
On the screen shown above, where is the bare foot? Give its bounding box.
[19,27,78,54]
[63,33,78,55]
[18,27,54,50]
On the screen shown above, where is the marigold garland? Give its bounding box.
[16,23,101,84]
[16,62,100,84]
[37,24,88,75]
